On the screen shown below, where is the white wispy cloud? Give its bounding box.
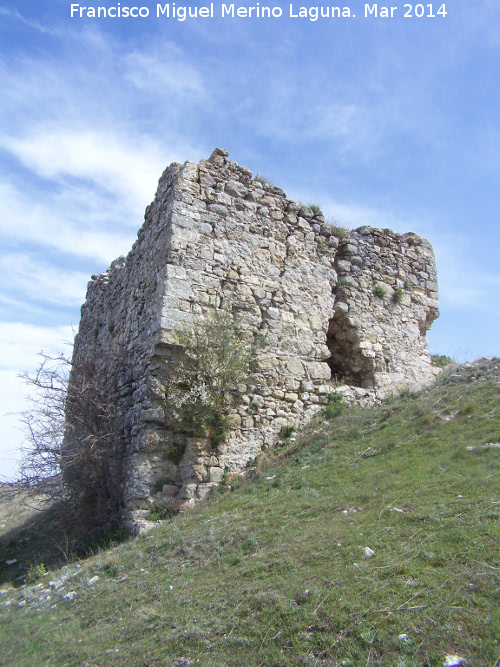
[2,130,166,212]
[0,6,59,35]
[124,49,205,98]
[0,23,207,264]
[0,253,89,307]
[0,322,75,371]
[0,181,137,264]
[432,237,500,315]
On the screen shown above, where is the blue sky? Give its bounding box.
[1,0,499,479]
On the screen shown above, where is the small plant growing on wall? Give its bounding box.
[324,392,345,419]
[165,306,256,447]
[147,505,176,522]
[392,285,404,303]
[326,218,349,239]
[253,173,275,188]
[374,284,387,299]
[333,277,350,294]
[165,440,186,464]
[278,425,297,440]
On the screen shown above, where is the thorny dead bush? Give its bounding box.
[18,350,126,535]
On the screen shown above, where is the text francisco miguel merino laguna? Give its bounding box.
[70,3,353,19]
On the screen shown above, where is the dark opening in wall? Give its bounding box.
[326,306,375,388]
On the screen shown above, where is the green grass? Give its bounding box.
[1,360,499,666]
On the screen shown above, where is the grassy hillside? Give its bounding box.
[1,359,499,666]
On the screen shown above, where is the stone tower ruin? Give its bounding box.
[67,148,440,524]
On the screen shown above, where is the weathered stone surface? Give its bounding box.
[209,467,225,483]
[162,484,179,498]
[66,148,440,526]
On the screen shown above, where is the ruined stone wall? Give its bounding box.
[329,228,440,391]
[68,148,439,523]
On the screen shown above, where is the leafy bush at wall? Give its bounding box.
[165,306,256,446]
[431,354,453,367]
